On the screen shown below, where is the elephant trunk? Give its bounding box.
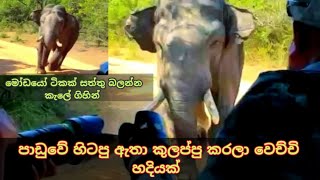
[167,90,198,139]
[146,87,219,139]
[41,30,62,49]
[168,94,202,176]
[43,33,56,49]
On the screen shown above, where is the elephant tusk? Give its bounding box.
[56,40,63,47]
[37,35,43,42]
[203,89,219,125]
[143,89,165,111]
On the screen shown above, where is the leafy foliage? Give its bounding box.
[227,0,292,66]
[0,83,100,131]
[0,86,69,131]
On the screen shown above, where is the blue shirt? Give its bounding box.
[303,61,320,71]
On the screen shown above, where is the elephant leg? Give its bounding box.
[36,44,43,73]
[49,41,76,71]
[49,49,67,71]
[57,51,68,71]
[48,49,62,71]
[42,48,50,71]
[36,43,49,74]
[57,33,78,70]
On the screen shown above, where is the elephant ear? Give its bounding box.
[30,9,42,26]
[210,5,256,122]
[224,4,255,45]
[39,12,47,25]
[124,6,157,53]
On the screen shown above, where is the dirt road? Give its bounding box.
[0,37,106,74]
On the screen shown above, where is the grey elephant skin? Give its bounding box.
[125,0,255,141]
[30,4,80,74]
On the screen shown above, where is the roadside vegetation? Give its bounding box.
[0,84,100,131]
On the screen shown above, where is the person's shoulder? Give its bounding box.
[243,69,320,103]
[256,69,311,82]
[229,70,319,129]
[244,70,291,96]
[256,69,320,79]
[250,69,320,91]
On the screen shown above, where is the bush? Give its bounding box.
[227,0,292,67]
[74,0,108,46]
[0,85,100,131]
[0,86,69,131]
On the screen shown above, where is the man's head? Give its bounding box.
[287,0,320,70]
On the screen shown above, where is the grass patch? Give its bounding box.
[3,100,69,131]
[20,22,38,34]
[0,84,101,131]
[2,100,101,131]
[11,34,24,43]
[4,101,101,132]
[0,33,9,38]
[108,40,156,63]
[0,87,67,131]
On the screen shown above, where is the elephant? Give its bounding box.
[124,1,255,177]
[124,1,255,141]
[30,4,80,74]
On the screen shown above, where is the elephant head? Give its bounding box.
[125,0,255,139]
[29,4,55,26]
[37,5,68,49]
